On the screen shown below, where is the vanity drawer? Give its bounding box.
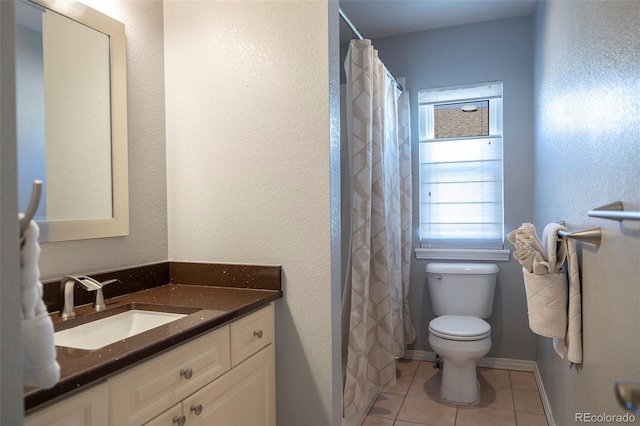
[230,304,274,367]
[109,325,231,426]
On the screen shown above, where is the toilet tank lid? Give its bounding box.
[425,263,499,274]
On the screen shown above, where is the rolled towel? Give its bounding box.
[21,218,60,388]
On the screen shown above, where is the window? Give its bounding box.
[418,81,503,250]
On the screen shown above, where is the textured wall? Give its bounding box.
[163,2,335,424]
[1,2,26,423]
[37,1,168,279]
[533,1,640,423]
[370,16,536,360]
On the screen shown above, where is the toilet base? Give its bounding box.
[440,360,481,404]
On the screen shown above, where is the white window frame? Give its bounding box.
[415,81,510,261]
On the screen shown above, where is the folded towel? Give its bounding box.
[553,237,583,364]
[522,268,568,338]
[507,223,549,273]
[542,223,568,274]
[21,217,60,388]
[509,222,583,365]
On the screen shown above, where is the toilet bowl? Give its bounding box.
[428,315,491,404]
[425,263,499,405]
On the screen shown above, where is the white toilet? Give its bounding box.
[426,262,499,405]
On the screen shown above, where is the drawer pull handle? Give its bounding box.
[191,404,203,416]
[173,415,186,426]
[180,368,193,380]
[254,330,264,339]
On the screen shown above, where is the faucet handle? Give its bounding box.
[93,279,120,311]
[100,279,119,288]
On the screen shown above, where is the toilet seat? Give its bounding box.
[429,315,491,341]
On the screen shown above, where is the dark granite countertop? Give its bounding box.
[25,283,282,412]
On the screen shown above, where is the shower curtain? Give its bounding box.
[342,39,416,417]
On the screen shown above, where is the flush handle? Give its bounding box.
[180,368,193,380]
[172,415,186,426]
[190,404,203,416]
[254,330,264,339]
[429,274,443,280]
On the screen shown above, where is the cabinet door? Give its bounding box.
[25,382,109,426]
[183,344,275,426]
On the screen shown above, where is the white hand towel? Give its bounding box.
[542,223,568,274]
[21,217,60,388]
[553,237,583,364]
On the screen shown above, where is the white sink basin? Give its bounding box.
[54,310,187,350]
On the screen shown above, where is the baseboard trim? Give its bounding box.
[404,350,555,425]
[533,363,556,426]
[342,386,380,426]
[404,350,535,371]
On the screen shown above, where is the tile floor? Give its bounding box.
[364,359,548,426]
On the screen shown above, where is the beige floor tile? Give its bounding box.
[455,406,516,426]
[509,371,538,391]
[512,390,544,414]
[384,374,414,396]
[407,374,443,401]
[415,361,442,379]
[397,359,421,378]
[457,385,514,412]
[363,415,396,426]
[515,411,548,426]
[369,393,406,420]
[397,396,458,426]
[478,368,511,388]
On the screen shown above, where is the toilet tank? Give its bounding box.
[426,263,499,318]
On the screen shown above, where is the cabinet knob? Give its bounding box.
[180,368,193,380]
[173,415,186,426]
[190,404,203,416]
[254,330,263,339]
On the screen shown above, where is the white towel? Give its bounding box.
[542,223,568,273]
[21,217,60,388]
[553,237,583,364]
[522,267,567,338]
[507,223,549,274]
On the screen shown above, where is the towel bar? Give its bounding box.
[558,227,602,245]
[588,201,640,221]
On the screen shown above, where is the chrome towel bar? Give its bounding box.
[557,222,602,245]
[588,201,640,221]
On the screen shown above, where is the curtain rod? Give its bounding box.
[339,7,403,92]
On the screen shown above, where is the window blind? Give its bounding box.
[419,82,504,249]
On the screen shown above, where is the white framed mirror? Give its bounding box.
[16,0,128,242]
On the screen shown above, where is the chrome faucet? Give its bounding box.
[59,275,118,319]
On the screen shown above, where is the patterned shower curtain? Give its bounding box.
[343,39,416,417]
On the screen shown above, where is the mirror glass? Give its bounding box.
[15,0,129,242]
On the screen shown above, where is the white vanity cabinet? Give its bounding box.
[145,344,275,426]
[25,304,275,426]
[109,324,232,425]
[115,304,275,426]
[25,382,109,426]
